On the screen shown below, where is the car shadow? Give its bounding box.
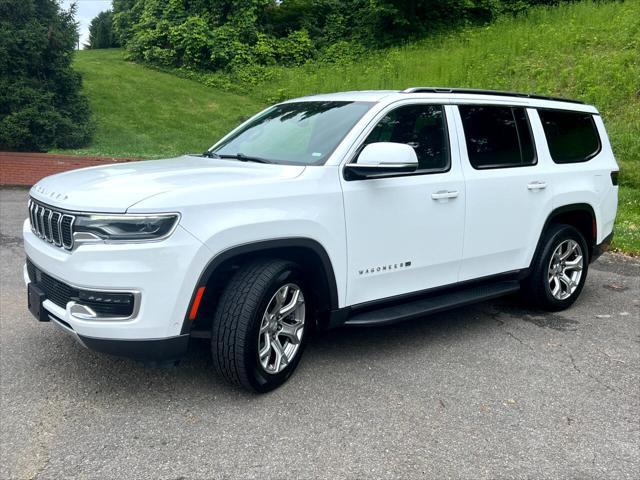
[30,292,555,401]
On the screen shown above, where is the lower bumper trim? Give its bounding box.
[77,334,190,363]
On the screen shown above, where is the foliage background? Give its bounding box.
[112,0,577,73]
[67,1,639,253]
[0,0,93,151]
[85,10,120,49]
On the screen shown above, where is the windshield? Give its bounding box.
[212,101,374,165]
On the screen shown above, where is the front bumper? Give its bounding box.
[23,218,212,344]
[78,332,190,363]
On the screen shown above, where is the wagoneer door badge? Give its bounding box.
[359,261,412,276]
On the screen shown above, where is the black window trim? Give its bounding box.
[457,104,539,171]
[343,103,452,181]
[537,107,602,164]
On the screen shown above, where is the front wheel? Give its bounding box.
[211,259,309,392]
[523,224,589,311]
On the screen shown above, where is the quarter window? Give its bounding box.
[459,105,536,169]
[538,109,600,163]
[363,104,450,172]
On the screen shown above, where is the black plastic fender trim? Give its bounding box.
[181,238,339,335]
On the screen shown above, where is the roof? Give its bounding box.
[285,88,598,113]
[284,90,399,103]
[401,87,585,104]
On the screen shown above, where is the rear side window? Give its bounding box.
[538,110,600,163]
[459,105,536,169]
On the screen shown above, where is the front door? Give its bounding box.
[341,103,466,306]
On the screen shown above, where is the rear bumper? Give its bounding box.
[591,231,614,262]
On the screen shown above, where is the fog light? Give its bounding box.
[78,290,133,305]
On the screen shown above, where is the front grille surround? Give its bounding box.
[28,199,75,250]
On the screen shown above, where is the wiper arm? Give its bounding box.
[201,150,221,158]
[218,153,273,164]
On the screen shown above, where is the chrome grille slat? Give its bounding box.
[44,209,53,242]
[51,212,62,246]
[37,205,45,238]
[61,215,74,249]
[35,204,43,237]
[28,199,75,250]
[28,200,36,234]
[31,203,37,234]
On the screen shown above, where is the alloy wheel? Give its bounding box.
[258,283,305,374]
[547,239,584,300]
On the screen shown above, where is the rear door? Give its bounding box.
[453,104,554,281]
[341,103,466,306]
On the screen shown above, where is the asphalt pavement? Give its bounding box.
[1,187,638,479]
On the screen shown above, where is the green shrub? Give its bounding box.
[112,0,580,73]
[0,0,93,152]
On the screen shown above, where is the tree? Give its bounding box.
[0,0,93,151]
[111,0,580,73]
[85,10,120,49]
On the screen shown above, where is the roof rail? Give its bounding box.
[401,87,585,105]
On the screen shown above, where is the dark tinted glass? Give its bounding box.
[459,105,536,169]
[363,104,449,172]
[538,110,600,163]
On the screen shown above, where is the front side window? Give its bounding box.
[213,101,374,165]
[362,104,450,172]
[538,109,600,163]
[459,105,536,169]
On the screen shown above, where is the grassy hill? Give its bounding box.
[63,50,261,159]
[63,1,638,253]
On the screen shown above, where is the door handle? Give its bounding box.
[527,181,547,190]
[431,190,459,200]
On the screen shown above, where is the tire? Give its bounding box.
[211,258,310,392]
[523,224,589,311]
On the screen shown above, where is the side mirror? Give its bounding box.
[344,142,418,180]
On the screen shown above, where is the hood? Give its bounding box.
[29,156,306,213]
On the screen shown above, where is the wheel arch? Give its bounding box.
[181,238,339,334]
[531,203,597,269]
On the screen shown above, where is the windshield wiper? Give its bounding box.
[201,150,220,158]
[218,153,273,164]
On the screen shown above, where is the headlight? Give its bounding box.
[73,213,180,242]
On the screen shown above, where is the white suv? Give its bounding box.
[24,88,618,392]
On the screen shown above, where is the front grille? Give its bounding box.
[28,199,75,250]
[27,259,76,309]
[26,259,135,318]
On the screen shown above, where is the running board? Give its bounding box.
[344,280,521,327]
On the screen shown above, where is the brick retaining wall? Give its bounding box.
[0,152,140,186]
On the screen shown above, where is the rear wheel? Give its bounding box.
[211,259,309,392]
[523,224,589,311]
